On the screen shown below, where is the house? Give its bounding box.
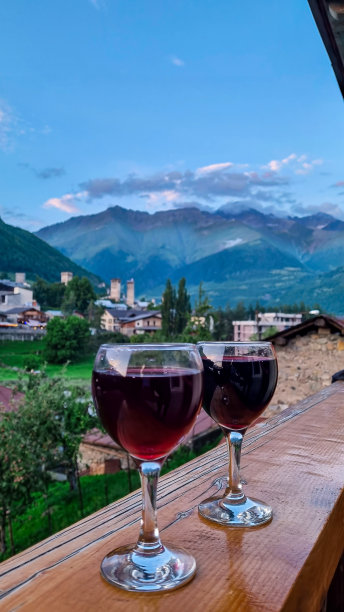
[120,311,162,337]
[233,312,302,341]
[101,307,161,336]
[263,314,344,415]
[4,306,48,325]
[79,412,218,476]
[101,307,132,332]
[45,310,64,320]
[79,428,130,475]
[0,280,34,312]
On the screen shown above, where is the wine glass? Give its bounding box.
[197,341,278,527]
[92,343,203,592]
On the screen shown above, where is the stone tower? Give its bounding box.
[61,271,73,285]
[110,278,121,302]
[15,272,26,284]
[126,279,135,307]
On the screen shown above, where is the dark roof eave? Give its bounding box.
[308,0,344,97]
[267,314,344,342]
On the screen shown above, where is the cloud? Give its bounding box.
[80,165,288,205]
[89,0,103,8]
[0,205,42,229]
[46,155,329,219]
[265,154,323,175]
[170,56,185,67]
[196,162,233,175]
[291,201,344,220]
[0,100,17,151]
[0,99,49,151]
[20,163,65,179]
[43,192,86,214]
[266,154,297,172]
[170,200,214,213]
[35,167,65,180]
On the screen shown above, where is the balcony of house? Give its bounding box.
[1,380,343,612]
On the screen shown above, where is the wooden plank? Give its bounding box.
[1,383,344,612]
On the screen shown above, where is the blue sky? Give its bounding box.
[0,0,344,230]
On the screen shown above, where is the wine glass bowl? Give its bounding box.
[197,341,278,527]
[92,343,203,591]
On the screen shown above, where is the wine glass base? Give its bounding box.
[100,542,196,592]
[198,495,272,527]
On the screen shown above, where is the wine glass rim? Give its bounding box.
[98,342,197,350]
[197,340,273,346]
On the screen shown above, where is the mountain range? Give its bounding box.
[0,217,100,285]
[35,205,344,314]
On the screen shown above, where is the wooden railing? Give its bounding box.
[1,383,344,611]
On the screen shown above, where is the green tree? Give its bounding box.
[180,282,213,341]
[175,278,191,334]
[0,385,58,554]
[161,279,176,337]
[232,300,247,321]
[44,316,90,363]
[250,326,279,340]
[33,277,65,309]
[213,305,234,340]
[86,302,104,328]
[194,282,212,321]
[23,372,96,493]
[62,277,96,315]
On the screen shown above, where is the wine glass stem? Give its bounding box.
[225,431,245,502]
[136,461,163,553]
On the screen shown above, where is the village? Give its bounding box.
[1,271,344,481]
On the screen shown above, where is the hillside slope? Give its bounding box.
[0,217,101,284]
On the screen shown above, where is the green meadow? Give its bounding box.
[0,340,94,384]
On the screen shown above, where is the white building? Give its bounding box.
[0,280,35,313]
[233,312,302,342]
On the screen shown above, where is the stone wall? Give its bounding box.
[79,442,135,475]
[266,329,344,417]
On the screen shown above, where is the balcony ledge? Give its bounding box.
[1,383,344,611]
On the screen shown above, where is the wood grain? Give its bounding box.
[1,383,344,612]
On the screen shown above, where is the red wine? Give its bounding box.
[202,355,278,431]
[92,367,203,461]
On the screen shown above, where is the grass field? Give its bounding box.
[0,340,94,383]
[0,471,141,561]
[0,438,221,562]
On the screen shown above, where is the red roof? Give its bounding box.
[82,428,121,450]
[83,411,217,451]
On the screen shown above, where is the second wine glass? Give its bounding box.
[197,341,278,527]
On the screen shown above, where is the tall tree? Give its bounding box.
[33,277,65,309]
[161,279,176,337]
[175,278,191,334]
[194,282,212,320]
[44,316,90,363]
[62,277,96,315]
